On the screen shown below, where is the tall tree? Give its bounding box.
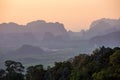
[5,60,24,80]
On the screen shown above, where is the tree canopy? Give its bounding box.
[0,46,120,80]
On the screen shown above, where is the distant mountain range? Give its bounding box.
[90,31,120,47]
[0,20,68,47]
[0,18,120,67]
[84,18,120,38]
[0,20,67,36]
[0,18,120,48]
[10,44,45,55]
[69,18,120,39]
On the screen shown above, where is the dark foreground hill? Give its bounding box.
[0,46,120,80]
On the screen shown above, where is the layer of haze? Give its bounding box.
[0,0,120,31]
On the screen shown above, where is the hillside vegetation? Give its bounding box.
[0,46,120,80]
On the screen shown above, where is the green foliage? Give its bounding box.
[0,46,120,80]
[92,67,113,80]
[70,46,120,80]
[110,50,120,66]
[26,64,45,80]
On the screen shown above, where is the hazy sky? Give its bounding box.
[0,0,120,31]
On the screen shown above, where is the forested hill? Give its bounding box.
[0,46,120,80]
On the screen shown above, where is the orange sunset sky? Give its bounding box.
[0,0,120,31]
